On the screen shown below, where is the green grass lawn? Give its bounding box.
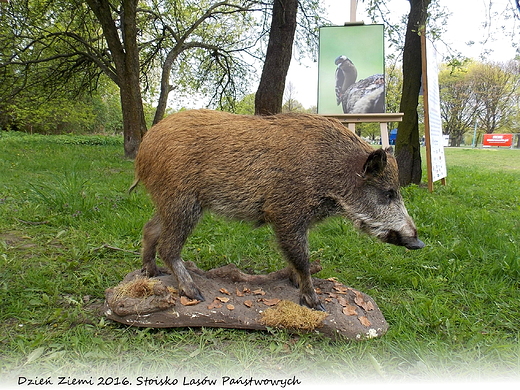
[1,132,519,385]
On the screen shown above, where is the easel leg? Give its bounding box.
[380,122,389,148]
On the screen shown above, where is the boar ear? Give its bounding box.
[362,148,387,178]
[384,146,394,155]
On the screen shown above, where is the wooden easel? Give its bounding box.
[322,113,403,148]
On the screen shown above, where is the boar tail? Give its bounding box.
[128,178,140,194]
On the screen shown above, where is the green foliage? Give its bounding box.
[439,62,476,146]
[0,67,123,134]
[0,0,110,133]
[1,0,327,133]
[3,92,123,135]
[439,60,520,145]
[0,137,519,384]
[220,93,256,115]
[469,61,520,134]
[145,0,261,108]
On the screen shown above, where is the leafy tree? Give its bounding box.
[439,61,476,146]
[469,60,520,134]
[89,81,125,134]
[143,0,260,124]
[282,81,305,113]
[1,0,324,153]
[438,59,519,146]
[0,0,264,157]
[356,122,380,141]
[230,93,256,115]
[0,1,123,134]
[0,0,145,155]
[0,71,123,135]
[385,64,404,132]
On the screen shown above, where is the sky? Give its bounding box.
[287,0,519,108]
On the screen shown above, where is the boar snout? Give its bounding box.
[404,238,425,250]
[384,229,425,250]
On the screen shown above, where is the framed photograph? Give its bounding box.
[318,24,385,114]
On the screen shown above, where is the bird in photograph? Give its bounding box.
[335,55,385,114]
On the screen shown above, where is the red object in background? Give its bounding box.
[483,134,513,147]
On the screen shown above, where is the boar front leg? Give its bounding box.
[275,224,326,312]
[157,199,205,302]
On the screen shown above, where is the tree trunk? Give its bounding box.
[86,0,146,159]
[120,0,147,158]
[254,0,298,116]
[120,79,146,158]
[395,0,431,186]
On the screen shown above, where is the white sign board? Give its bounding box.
[423,37,447,185]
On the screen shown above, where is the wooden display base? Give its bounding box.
[104,262,388,340]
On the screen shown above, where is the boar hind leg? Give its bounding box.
[275,225,325,312]
[141,213,162,277]
[157,200,205,302]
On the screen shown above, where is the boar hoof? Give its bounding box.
[141,265,162,278]
[300,296,326,312]
[180,286,205,303]
[314,302,326,312]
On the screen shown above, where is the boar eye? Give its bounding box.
[384,189,397,202]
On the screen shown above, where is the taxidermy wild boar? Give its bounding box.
[131,109,424,311]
